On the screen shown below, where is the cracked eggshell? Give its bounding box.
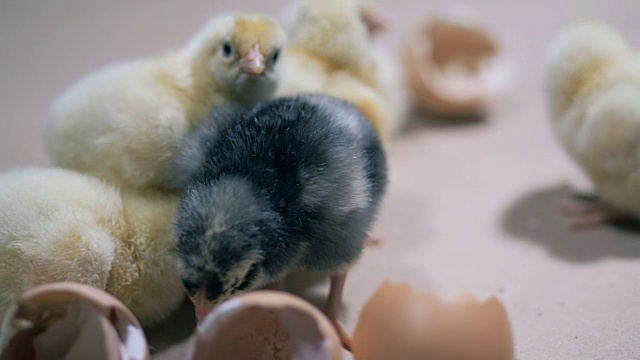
[404,8,514,117]
[352,281,514,360]
[0,282,149,360]
[154,290,342,360]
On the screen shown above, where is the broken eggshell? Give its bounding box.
[352,281,514,360]
[0,282,149,360]
[154,290,342,360]
[404,8,514,117]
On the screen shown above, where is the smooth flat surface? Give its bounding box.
[1,0,639,359]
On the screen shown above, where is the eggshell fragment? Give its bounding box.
[404,8,514,117]
[352,281,514,360]
[154,291,342,360]
[0,282,149,360]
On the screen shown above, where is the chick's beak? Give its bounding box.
[193,289,218,324]
[362,8,390,35]
[239,43,266,75]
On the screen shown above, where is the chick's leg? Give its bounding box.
[561,197,630,231]
[325,271,353,352]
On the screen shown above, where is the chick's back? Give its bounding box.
[178,94,388,271]
[45,57,195,190]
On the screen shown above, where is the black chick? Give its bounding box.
[173,93,387,346]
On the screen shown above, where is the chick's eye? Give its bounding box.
[205,278,224,301]
[182,279,199,296]
[271,49,280,64]
[221,42,233,57]
[236,265,259,291]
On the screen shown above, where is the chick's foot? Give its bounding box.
[561,197,630,231]
[364,236,383,248]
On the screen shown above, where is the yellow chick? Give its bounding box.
[277,0,406,144]
[45,14,286,191]
[545,20,640,229]
[0,167,183,326]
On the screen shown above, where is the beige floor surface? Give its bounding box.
[1,0,640,359]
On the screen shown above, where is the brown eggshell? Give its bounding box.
[0,282,149,360]
[352,281,514,360]
[154,290,342,360]
[404,10,514,117]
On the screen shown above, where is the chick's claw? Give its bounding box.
[330,318,354,352]
[560,197,630,231]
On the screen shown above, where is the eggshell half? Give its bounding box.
[404,9,514,117]
[352,281,514,360]
[154,290,342,360]
[0,282,149,360]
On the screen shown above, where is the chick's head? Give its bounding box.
[545,20,629,114]
[189,14,287,106]
[287,0,383,34]
[174,177,283,323]
[288,0,376,68]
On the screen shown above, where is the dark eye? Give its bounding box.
[205,277,224,301]
[271,49,280,64]
[221,42,233,57]
[236,265,259,291]
[182,279,199,297]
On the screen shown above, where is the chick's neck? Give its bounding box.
[167,51,227,127]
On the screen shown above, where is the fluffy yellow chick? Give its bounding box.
[45,14,286,191]
[0,167,183,326]
[545,20,640,229]
[277,0,406,144]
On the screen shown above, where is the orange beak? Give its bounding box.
[362,8,390,35]
[193,289,218,324]
[239,43,266,75]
